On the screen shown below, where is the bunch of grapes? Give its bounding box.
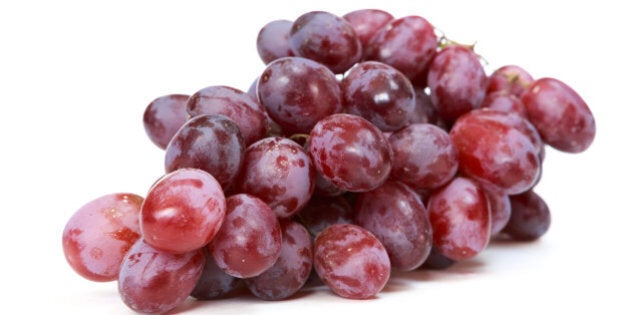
[62,9,595,314]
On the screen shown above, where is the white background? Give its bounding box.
[1,0,628,314]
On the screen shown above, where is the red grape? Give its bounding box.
[314,224,391,299]
[62,193,143,282]
[482,90,528,117]
[486,65,534,97]
[289,11,362,73]
[428,45,487,122]
[118,240,205,314]
[235,136,315,218]
[257,19,294,64]
[258,56,343,135]
[141,168,226,254]
[504,190,551,241]
[209,194,282,278]
[164,114,245,190]
[521,77,596,153]
[308,113,392,192]
[143,94,189,150]
[486,190,512,236]
[427,177,491,261]
[341,61,415,131]
[343,9,394,53]
[354,181,432,271]
[245,219,313,300]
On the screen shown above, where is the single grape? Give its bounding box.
[298,194,354,237]
[141,168,226,254]
[308,113,392,192]
[503,190,551,241]
[521,77,596,153]
[245,219,313,300]
[258,56,343,135]
[257,19,294,64]
[450,109,541,195]
[165,114,245,190]
[186,85,267,146]
[118,240,205,314]
[314,224,391,299]
[342,9,394,54]
[354,181,432,271]
[341,61,415,131]
[486,65,534,97]
[365,15,438,86]
[235,136,315,218]
[289,11,362,73]
[482,90,528,117]
[485,190,512,236]
[62,193,143,282]
[427,177,491,261]
[389,123,458,190]
[428,45,487,122]
[191,248,242,300]
[143,94,189,150]
[209,194,282,278]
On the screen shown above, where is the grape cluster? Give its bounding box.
[62,8,595,314]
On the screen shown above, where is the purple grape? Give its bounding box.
[504,190,551,241]
[191,248,242,300]
[486,65,534,97]
[342,9,394,53]
[257,19,294,64]
[143,94,189,150]
[299,195,354,237]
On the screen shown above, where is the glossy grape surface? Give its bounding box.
[521,77,596,153]
[389,123,458,190]
[428,45,487,122]
[165,114,245,190]
[245,220,313,300]
[314,224,390,299]
[257,19,294,64]
[258,56,342,135]
[289,11,362,73]
[354,181,432,270]
[308,113,392,192]
[342,61,415,131]
[143,94,189,150]
[141,168,226,254]
[427,177,491,261]
[118,240,205,314]
[209,194,282,278]
[62,193,143,282]
[186,85,267,146]
[342,9,393,53]
[504,190,551,241]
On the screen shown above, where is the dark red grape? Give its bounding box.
[186,85,267,146]
[141,168,226,254]
[289,11,362,73]
[450,109,541,195]
[486,65,534,97]
[427,177,491,261]
[389,123,458,190]
[62,193,143,282]
[314,224,390,299]
[409,87,442,126]
[191,248,242,300]
[504,190,551,241]
[482,90,528,117]
[485,190,511,236]
[308,113,392,192]
[341,61,415,131]
[235,136,315,218]
[245,220,313,300]
[354,181,432,271]
[428,45,487,122]
[313,170,346,197]
[299,195,354,237]
[165,114,245,190]
[343,9,394,53]
[521,77,596,153]
[257,19,294,64]
[118,240,205,314]
[143,94,189,150]
[209,194,282,278]
[365,15,438,86]
[258,56,342,135]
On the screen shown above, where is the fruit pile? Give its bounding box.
[62,9,596,314]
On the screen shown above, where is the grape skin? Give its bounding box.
[118,240,205,314]
[314,224,391,299]
[191,248,242,300]
[257,19,294,64]
[143,94,189,150]
[62,193,143,282]
[308,113,392,192]
[209,194,282,279]
[485,190,512,236]
[503,190,551,241]
[235,136,315,218]
[486,65,534,97]
[141,168,226,254]
[342,9,394,54]
[298,195,354,237]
